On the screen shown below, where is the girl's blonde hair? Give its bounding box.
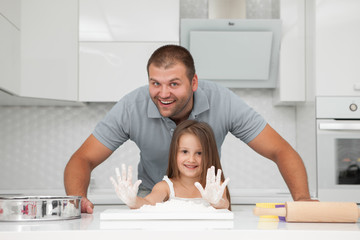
[166,120,231,209]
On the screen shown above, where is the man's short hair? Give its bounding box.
[147,45,196,81]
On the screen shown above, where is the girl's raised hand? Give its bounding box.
[110,164,142,208]
[194,166,230,206]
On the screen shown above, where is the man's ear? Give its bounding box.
[192,74,198,92]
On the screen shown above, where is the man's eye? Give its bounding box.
[153,82,160,86]
[170,82,178,87]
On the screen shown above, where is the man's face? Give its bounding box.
[148,62,198,124]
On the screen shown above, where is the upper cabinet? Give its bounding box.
[0,0,179,103]
[0,0,20,28]
[274,0,306,103]
[79,0,179,42]
[316,0,360,96]
[79,42,172,102]
[78,0,179,102]
[20,0,78,101]
[0,0,20,95]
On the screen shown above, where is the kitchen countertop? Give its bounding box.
[0,205,359,240]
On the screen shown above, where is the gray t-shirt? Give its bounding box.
[93,80,267,189]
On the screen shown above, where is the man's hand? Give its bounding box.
[194,166,230,206]
[110,164,142,208]
[81,196,94,214]
[295,198,319,202]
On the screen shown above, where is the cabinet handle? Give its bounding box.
[353,83,360,91]
[319,123,360,130]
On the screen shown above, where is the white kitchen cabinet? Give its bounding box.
[0,0,20,28]
[273,0,306,103]
[0,14,20,95]
[20,0,78,101]
[0,0,20,95]
[2,0,179,102]
[316,0,360,96]
[79,42,170,102]
[79,0,179,101]
[79,0,179,42]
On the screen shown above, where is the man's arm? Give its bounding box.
[64,134,113,213]
[248,124,312,201]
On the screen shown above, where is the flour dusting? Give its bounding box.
[138,199,216,212]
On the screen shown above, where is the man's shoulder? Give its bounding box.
[198,80,230,93]
[197,80,234,101]
[120,85,150,104]
[110,85,149,114]
[126,84,149,97]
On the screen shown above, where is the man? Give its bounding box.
[64,45,312,214]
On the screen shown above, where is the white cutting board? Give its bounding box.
[100,208,234,220]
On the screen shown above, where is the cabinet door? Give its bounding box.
[20,0,78,101]
[0,0,20,29]
[79,0,179,42]
[79,0,179,101]
[0,14,20,94]
[274,0,306,103]
[316,0,360,96]
[79,42,175,102]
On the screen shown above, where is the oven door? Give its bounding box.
[317,119,360,202]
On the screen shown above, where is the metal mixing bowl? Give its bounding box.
[0,196,81,221]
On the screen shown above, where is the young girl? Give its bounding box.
[110,120,231,210]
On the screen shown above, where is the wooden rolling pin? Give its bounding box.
[253,202,360,223]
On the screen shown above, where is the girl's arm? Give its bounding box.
[128,196,151,209]
[130,181,169,209]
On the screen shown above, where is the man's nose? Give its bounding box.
[159,85,170,98]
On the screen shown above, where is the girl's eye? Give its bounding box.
[181,150,188,154]
[197,152,202,156]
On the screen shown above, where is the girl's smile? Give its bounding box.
[183,164,198,169]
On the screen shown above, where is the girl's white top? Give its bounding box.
[138,176,215,212]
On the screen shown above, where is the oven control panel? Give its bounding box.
[316,97,360,118]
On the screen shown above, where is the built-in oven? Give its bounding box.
[316,97,360,202]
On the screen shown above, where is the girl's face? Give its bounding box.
[176,133,202,179]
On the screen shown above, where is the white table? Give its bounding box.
[0,205,359,240]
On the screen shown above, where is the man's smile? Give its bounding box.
[159,99,175,105]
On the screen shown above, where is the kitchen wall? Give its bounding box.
[0,0,316,202]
